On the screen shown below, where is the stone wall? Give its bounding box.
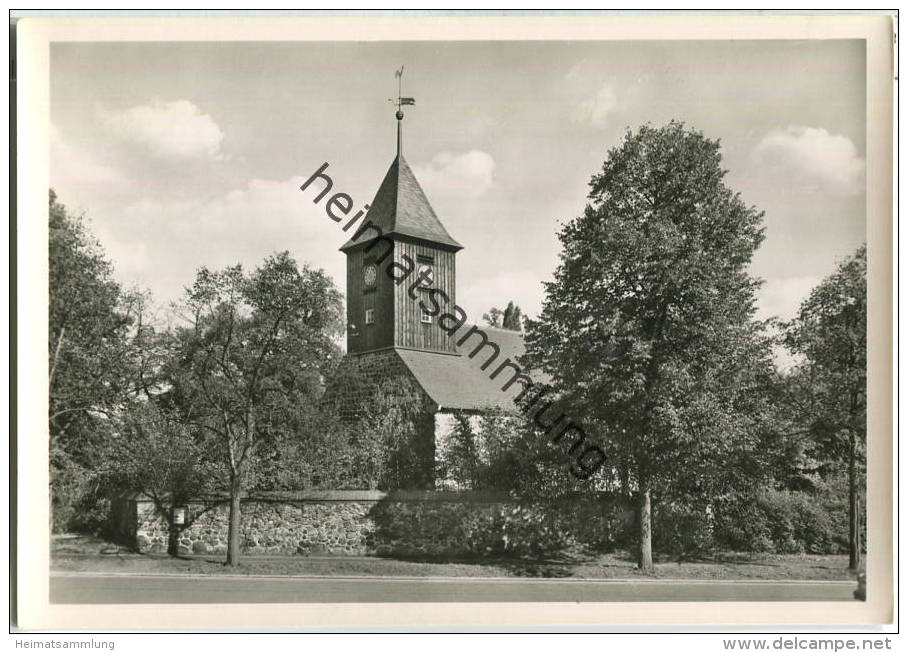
[131,491,383,556]
[323,349,431,422]
[117,490,630,558]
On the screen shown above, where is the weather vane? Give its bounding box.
[390,66,416,118]
[390,66,415,155]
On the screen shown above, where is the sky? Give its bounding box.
[50,39,867,334]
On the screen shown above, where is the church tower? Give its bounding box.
[340,88,462,357]
[325,71,525,490]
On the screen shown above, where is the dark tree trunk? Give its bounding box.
[848,432,861,571]
[226,414,253,566]
[638,484,653,572]
[226,480,243,566]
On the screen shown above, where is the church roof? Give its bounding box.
[340,155,462,252]
[395,326,549,412]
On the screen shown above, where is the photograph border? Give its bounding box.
[14,12,895,630]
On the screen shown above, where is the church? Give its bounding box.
[324,102,537,490]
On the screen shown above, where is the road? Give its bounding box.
[50,573,858,603]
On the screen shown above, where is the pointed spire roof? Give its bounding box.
[340,155,462,252]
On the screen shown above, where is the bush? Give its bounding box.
[653,500,716,559]
[454,504,575,558]
[369,492,634,560]
[713,489,848,554]
[553,495,634,553]
[371,499,595,559]
[712,498,774,554]
[51,454,109,534]
[760,489,845,554]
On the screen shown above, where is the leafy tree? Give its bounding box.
[250,401,346,491]
[483,301,523,331]
[435,409,563,493]
[523,122,771,570]
[165,252,343,565]
[435,412,481,489]
[785,245,866,569]
[97,401,220,554]
[48,190,153,530]
[483,308,504,328]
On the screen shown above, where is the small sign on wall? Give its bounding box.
[172,507,186,525]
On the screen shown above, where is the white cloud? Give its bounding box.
[98,99,225,160]
[755,275,820,321]
[51,124,127,200]
[96,175,352,310]
[753,126,865,196]
[571,83,618,129]
[412,150,496,199]
[119,175,336,246]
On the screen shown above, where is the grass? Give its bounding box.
[52,533,856,581]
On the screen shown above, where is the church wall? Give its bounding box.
[323,348,417,421]
[321,349,438,488]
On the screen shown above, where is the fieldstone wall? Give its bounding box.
[322,349,438,488]
[132,491,383,556]
[323,349,431,422]
[118,489,630,557]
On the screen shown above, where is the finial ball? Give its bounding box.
[396,110,404,120]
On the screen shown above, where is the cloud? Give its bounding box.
[94,175,351,310]
[98,99,225,160]
[755,275,820,321]
[753,126,865,196]
[412,150,496,199]
[571,83,618,129]
[50,124,127,198]
[120,175,333,246]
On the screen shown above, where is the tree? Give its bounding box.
[523,122,770,570]
[435,412,481,489]
[49,190,153,530]
[97,401,220,555]
[785,245,866,569]
[483,307,504,328]
[502,302,523,331]
[483,301,523,331]
[166,252,343,565]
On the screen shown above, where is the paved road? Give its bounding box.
[50,573,858,603]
